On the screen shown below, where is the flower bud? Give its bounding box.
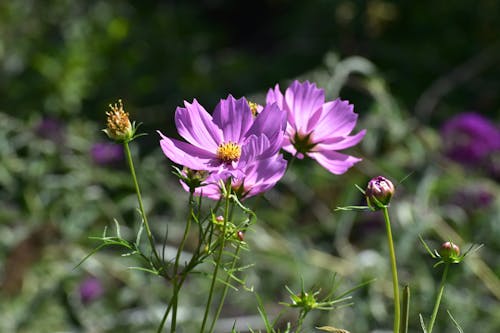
[366,176,395,210]
[103,99,133,142]
[439,241,460,263]
[237,231,244,241]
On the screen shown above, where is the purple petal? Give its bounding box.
[212,95,253,143]
[312,99,359,141]
[239,155,287,198]
[175,99,222,151]
[308,150,362,175]
[281,136,298,156]
[247,103,286,154]
[284,80,325,134]
[181,175,225,200]
[314,130,366,151]
[158,131,215,170]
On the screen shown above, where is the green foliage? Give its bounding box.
[1,1,499,332]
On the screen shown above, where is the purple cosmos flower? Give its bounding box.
[79,276,103,304]
[91,142,124,166]
[266,80,366,174]
[158,95,287,194]
[441,112,500,169]
[186,137,288,200]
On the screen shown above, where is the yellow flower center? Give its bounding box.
[247,101,260,117]
[216,141,241,162]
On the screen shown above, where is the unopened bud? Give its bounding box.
[439,241,460,262]
[237,231,244,241]
[366,176,395,210]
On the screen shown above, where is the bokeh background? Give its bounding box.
[1,1,499,332]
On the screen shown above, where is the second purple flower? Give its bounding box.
[267,80,366,174]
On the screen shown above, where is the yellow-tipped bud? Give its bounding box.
[104,99,133,142]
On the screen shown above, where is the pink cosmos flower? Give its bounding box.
[188,136,287,200]
[266,80,366,174]
[159,95,287,198]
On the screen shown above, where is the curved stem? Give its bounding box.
[157,301,173,333]
[427,263,450,333]
[208,243,242,333]
[382,206,400,333]
[200,185,231,332]
[169,192,194,332]
[124,142,161,265]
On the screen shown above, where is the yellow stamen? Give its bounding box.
[216,141,241,162]
[248,101,260,117]
[105,99,132,141]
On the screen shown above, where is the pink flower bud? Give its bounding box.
[439,241,460,261]
[366,176,395,210]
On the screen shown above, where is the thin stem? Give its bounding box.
[382,206,400,333]
[169,192,194,332]
[208,243,242,333]
[400,285,410,333]
[157,301,173,333]
[200,185,231,332]
[124,142,161,265]
[295,311,307,333]
[427,263,450,333]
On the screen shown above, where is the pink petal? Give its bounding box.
[314,130,366,151]
[308,150,362,175]
[158,131,215,170]
[212,95,253,143]
[312,99,359,141]
[175,99,222,151]
[284,80,324,134]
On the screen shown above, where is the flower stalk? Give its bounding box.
[427,263,450,333]
[124,141,162,266]
[382,206,400,333]
[200,181,232,332]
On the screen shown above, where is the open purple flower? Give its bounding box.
[187,135,288,200]
[266,80,366,174]
[159,95,287,197]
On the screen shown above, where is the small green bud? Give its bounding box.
[366,176,395,210]
[439,241,460,263]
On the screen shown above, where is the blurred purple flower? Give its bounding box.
[79,276,103,304]
[158,95,287,197]
[91,142,124,166]
[441,112,500,168]
[451,187,494,210]
[266,80,366,174]
[35,117,65,143]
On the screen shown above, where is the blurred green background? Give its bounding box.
[1,1,499,332]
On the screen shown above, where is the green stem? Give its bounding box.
[400,285,410,333]
[208,243,242,333]
[157,301,173,333]
[295,311,307,333]
[382,206,400,333]
[427,263,449,333]
[169,192,194,332]
[200,185,231,332]
[124,142,161,266]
